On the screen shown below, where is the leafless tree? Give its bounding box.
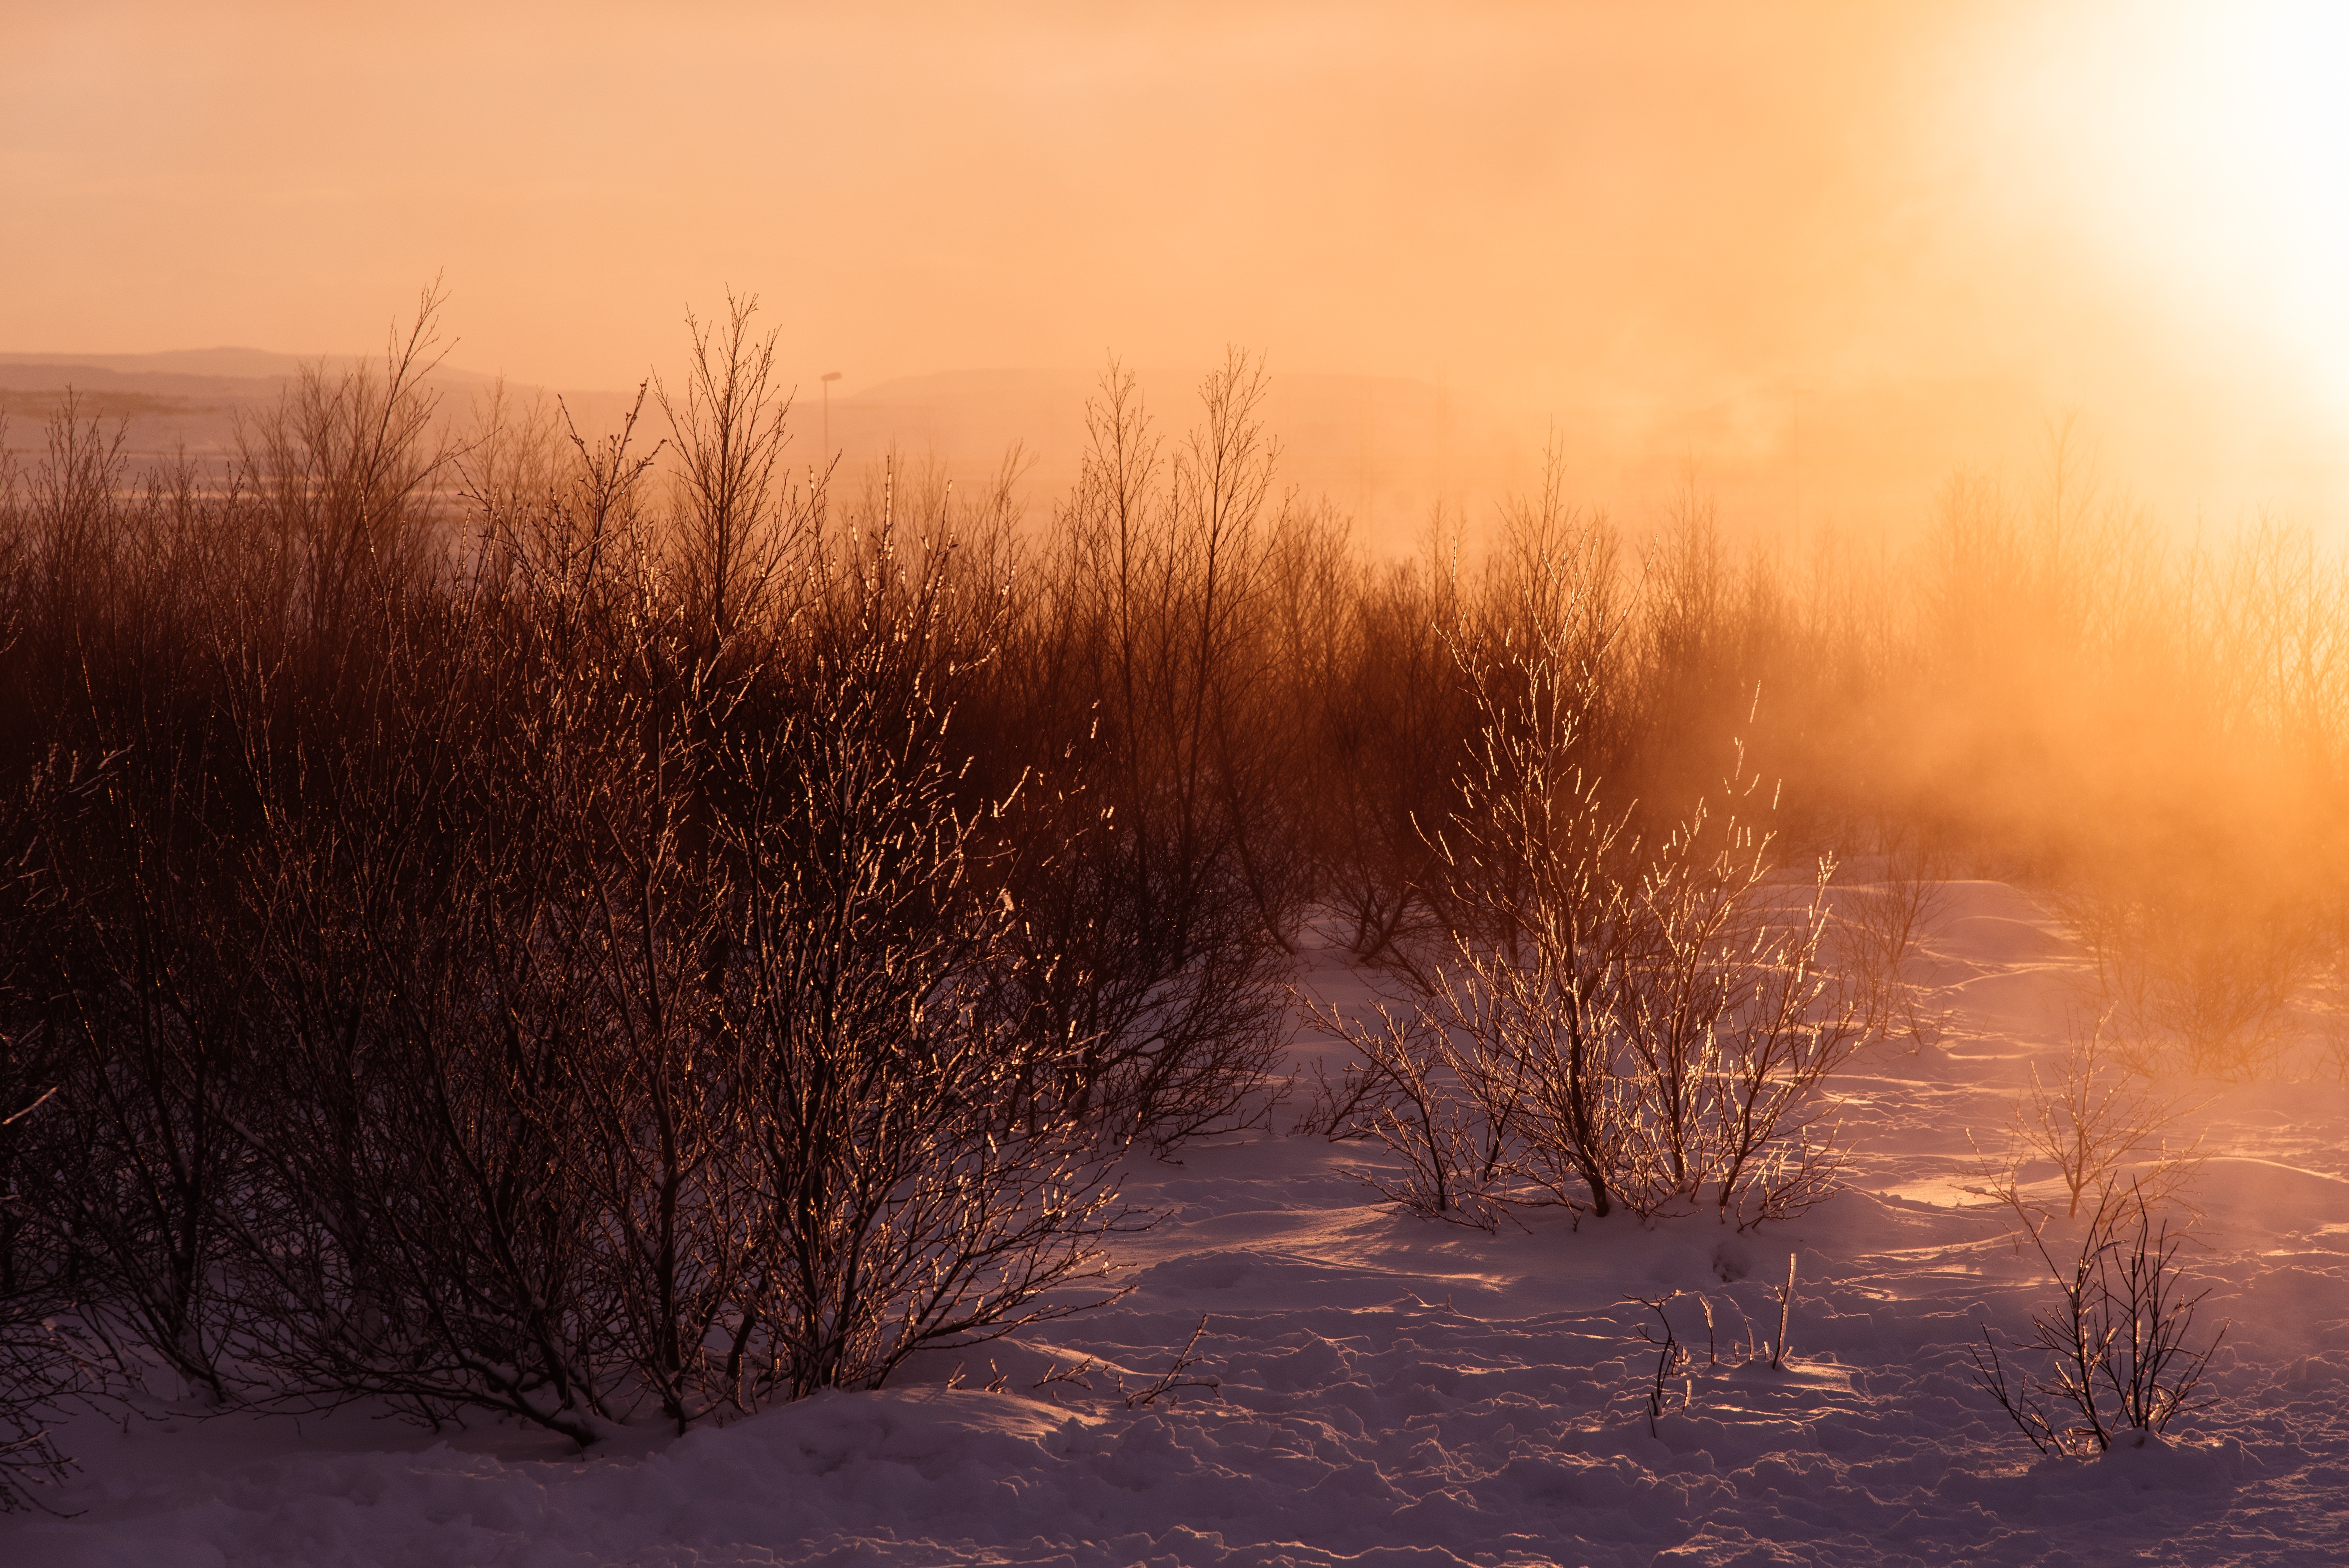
[235,284,454,653]
[984,357,1292,1150]
[656,291,802,657]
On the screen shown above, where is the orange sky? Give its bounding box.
[4,0,2344,538]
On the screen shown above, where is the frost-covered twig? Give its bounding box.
[1119,1315,1219,1409]
[1625,1293,1692,1435]
[1032,1355,1099,1394]
[1766,1254,1797,1371]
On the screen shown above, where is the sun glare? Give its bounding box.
[1992,0,2349,422]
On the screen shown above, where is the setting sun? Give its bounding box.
[1982,0,2349,429]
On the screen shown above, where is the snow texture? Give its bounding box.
[6,881,2345,1566]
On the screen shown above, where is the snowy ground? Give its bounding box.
[7,881,2347,1567]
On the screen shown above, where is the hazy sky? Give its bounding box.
[6,0,2345,531]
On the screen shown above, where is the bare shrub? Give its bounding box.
[17,727,253,1403]
[220,591,622,1444]
[210,372,1131,1440]
[1293,545,1461,960]
[1307,513,1874,1227]
[1763,1252,1797,1370]
[1970,1013,2203,1221]
[1834,831,1954,1050]
[1626,1293,1692,1435]
[1116,1315,1219,1409]
[234,285,454,651]
[571,803,747,1432]
[2065,875,2324,1081]
[1621,1259,1797,1435]
[0,396,293,1429]
[1972,1179,2226,1456]
[451,392,756,1431]
[0,1313,75,1514]
[715,530,1130,1402]
[1292,1001,1512,1230]
[214,379,678,1442]
[6,403,269,1399]
[2318,1004,2349,1087]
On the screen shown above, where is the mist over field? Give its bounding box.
[5,5,2349,1566]
[7,0,2347,538]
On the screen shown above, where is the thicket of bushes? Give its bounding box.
[0,298,1176,1478]
[2,290,2345,1495]
[1296,547,1873,1228]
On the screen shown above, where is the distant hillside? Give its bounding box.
[0,349,502,482]
[0,354,1542,552]
[0,347,486,381]
[4,350,2094,553]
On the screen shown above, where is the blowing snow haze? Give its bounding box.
[4,0,2345,542]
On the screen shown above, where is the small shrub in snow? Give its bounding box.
[1621,1255,1799,1435]
[1970,1180,2226,1456]
[1763,1252,1797,1372]
[1970,1013,2202,1221]
[1625,1293,1696,1436]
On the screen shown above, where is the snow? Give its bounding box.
[7,880,2347,1566]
